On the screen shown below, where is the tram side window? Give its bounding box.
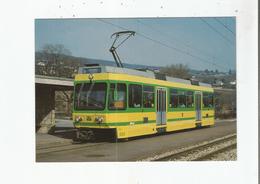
[203,93,209,107]
[203,93,213,108]
[169,89,178,108]
[208,94,214,108]
[108,83,126,110]
[129,84,142,108]
[178,92,186,108]
[186,91,194,108]
[143,86,155,108]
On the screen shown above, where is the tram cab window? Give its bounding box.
[143,86,154,108]
[108,83,126,110]
[186,91,194,108]
[74,82,107,110]
[129,84,142,108]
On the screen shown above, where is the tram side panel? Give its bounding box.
[201,92,215,126]
[113,112,157,139]
[166,87,198,132]
[166,111,197,132]
[201,109,215,126]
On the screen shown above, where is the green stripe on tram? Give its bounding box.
[73,108,155,114]
[202,115,214,118]
[74,117,202,127]
[167,117,195,122]
[74,120,156,127]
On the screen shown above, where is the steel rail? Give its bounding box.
[155,134,236,161]
[192,143,236,161]
[36,142,108,155]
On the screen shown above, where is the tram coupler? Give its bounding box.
[195,122,202,128]
[76,128,95,142]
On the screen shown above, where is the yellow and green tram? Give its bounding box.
[73,65,214,141]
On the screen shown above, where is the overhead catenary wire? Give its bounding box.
[136,19,229,66]
[96,18,229,70]
[136,32,226,70]
[214,18,235,36]
[199,18,234,46]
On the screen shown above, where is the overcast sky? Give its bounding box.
[35,17,236,72]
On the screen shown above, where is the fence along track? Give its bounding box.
[151,134,236,161]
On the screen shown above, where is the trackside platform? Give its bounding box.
[36,131,75,149]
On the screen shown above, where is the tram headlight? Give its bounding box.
[88,74,94,81]
[75,116,82,122]
[95,116,104,124]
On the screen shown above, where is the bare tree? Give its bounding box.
[55,91,73,118]
[41,44,71,76]
[61,91,73,117]
[160,64,191,79]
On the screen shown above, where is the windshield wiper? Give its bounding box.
[77,83,85,107]
[87,96,104,108]
[86,82,95,105]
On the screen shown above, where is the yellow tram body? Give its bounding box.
[73,68,214,140]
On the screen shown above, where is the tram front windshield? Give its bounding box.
[74,82,107,110]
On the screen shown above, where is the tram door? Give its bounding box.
[195,92,202,121]
[156,88,167,126]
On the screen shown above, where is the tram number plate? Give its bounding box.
[86,116,92,121]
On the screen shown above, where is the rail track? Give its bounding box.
[193,142,236,161]
[36,141,108,155]
[140,134,237,161]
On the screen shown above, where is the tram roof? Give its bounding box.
[78,66,212,88]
